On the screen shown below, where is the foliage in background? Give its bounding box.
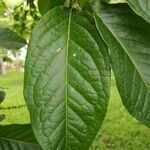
[0,0,6,13]
[13,0,40,39]
[0,0,40,40]
[0,27,26,50]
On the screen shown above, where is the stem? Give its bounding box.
[64,0,79,9]
[64,0,71,7]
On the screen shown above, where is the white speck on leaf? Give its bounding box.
[73,53,76,57]
[56,48,61,52]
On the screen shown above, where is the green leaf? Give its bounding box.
[38,0,65,15]
[127,0,150,24]
[0,28,27,50]
[0,124,41,149]
[37,0,50,15]
[91,0,150,127]
[24,7,110,149]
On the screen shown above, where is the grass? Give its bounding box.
[0,71,150,149]
[90,78,150,150]
[0,71,30,124]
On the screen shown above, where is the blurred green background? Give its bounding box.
[0,0,150,149]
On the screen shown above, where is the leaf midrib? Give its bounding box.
[65,9,72,149]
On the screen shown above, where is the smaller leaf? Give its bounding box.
[0,28,27,50]
[0,124,41,149]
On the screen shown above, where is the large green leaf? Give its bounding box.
[0,28,26,50]
[0,124,41,149]
[24,6,110,149]
[127,0,150,24]
[91,0,150,127]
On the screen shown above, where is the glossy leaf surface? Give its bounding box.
[91,0,150,127]
[0,124,41,149]
[24,7,110,149]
